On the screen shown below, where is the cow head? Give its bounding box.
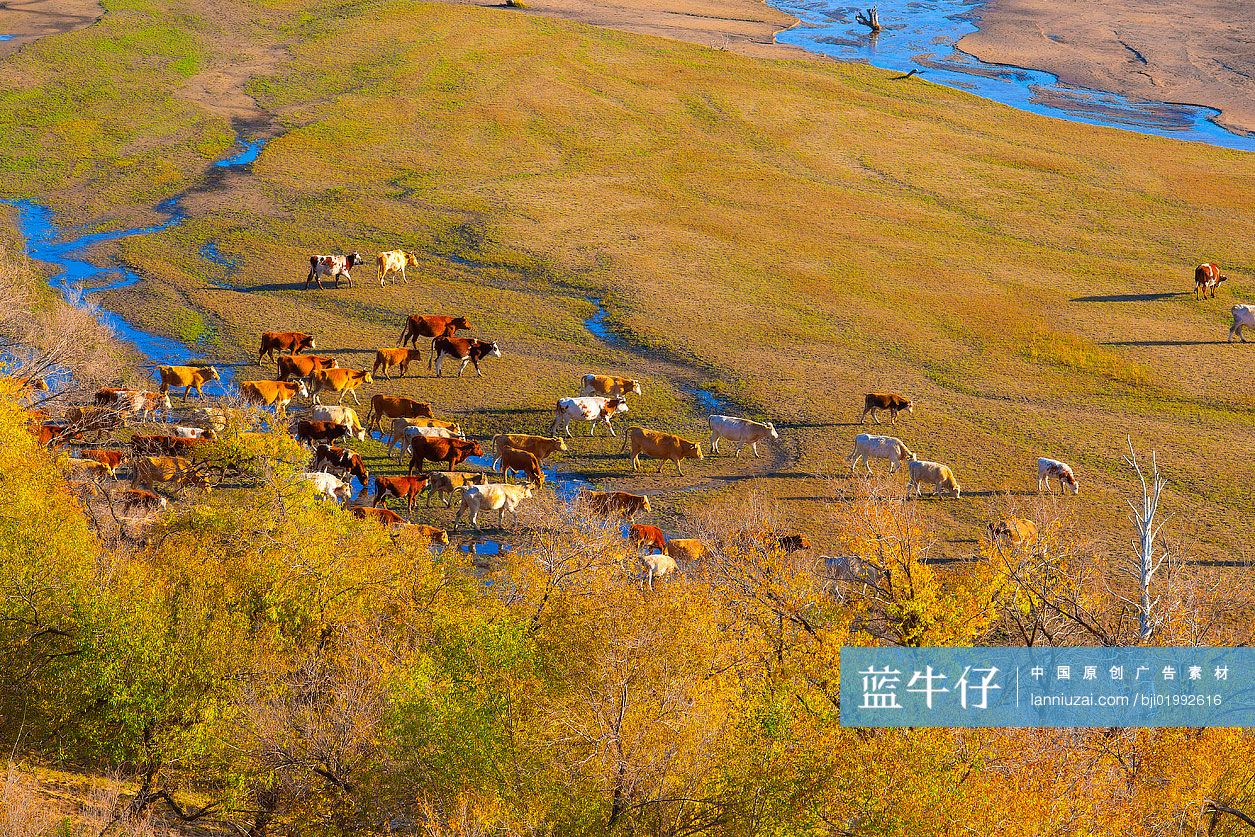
[299,334,316,350]
[607,398,629,415]
[204,366,221,382]
[521,484,535,499]
[551,436,568,452]
[360,371,374,383]
[451,316,472,332]
[764,422,779,440]
[333,481,354,502]
[348,252,364,268]
[629,380,642,396]
[158,393,173,412]
[470,441,485,457]
[641,496,652,513]
[904,400,915,415]
[295,380,310,398]
[681,441,703,460]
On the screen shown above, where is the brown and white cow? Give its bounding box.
[313,444,369,484]
[376,250,420,286]
[550,396,628,437]
[372,347,423,379]
[425,470,489,508]
[860,392,913,426]
[295,419,351,447]
[986,517,1039,549]
[1037,457,1078,495]
[81,449,126,475]
[306,252,364,290]
[258,332,316,364]
[276,354,338,381]
[432,337,502,378]
[623,426,703,475]
[366,395,434,430]
[399,315,473,356]
[580,374,642,398]
[131,456,212,493]
[1194,263,1228,300]
[309,368,373,405]
[241,379,309,417]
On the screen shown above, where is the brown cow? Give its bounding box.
[425,471,489,508]
[156,366,220,401]
[432,337,502,378]
[130,435,211,458]
[366,395,434,430]
[241,380,308,418]
[118,487,168,513]
[372,475,430,512]
[352,505,406,527]
[580,374,642,398]
[258,332,316,364]
[131,456,212,493]
[623,426,703,475]
[1194,263,1229,300]
[309,368,373,405]
[33,421,75,448]
[860,392,913,426]
[372,348,424,379]
[406,437,484,475]
[400,523,451,546]
[665,538,709,562]
[398,314,472,357]
[730,530,812,553]
[497,446,545,486]
[629,524,667,554]
[65,405,122,441]
[580,490,651,519]
[81,449,126,475]
[490,434,567,468]
[276,354,338,381]
[294,420,350,447]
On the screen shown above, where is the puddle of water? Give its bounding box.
[769,0,1253,150]
[213,137,268,169]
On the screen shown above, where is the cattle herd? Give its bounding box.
[15,257,1247,580]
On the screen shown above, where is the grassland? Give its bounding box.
[0,0,1252,562]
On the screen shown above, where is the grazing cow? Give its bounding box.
[665,538,709,563]
[1230,304,1253,343]
[629,524,667,554]
[385,416,462,450]
[131,456,211,493]
[1194,263,1228,299]
[366,395,434,430]
[258,332,316,364]
[407,437,484,475]
[353,506,406,526]
[730,530,811,552]
[425,470,489,508]
[241,379,309,417]
[860,392,913,426]
[94,389,171,422]
[187,406,232,433]
[81,449,125,475]
[398,314,472,354]
[908,459,961,498]
[623,426,703,475]
[65,406,122,441]
[498,446,546,486]
[401,524,450,546]
[580,490,651,519]
[708,415,778,458]
[276,354,338,382]
[313,444,369,484]
[775,534,812,552]
[156,366,220,401]
[372,475,431,513]
[389,424,464,462]
[67,457,116,479]
[308,406,367,441]
[309,368,373,405]
[130,435,211,458]
[170,425,214,440]
[580,374,642,399]
[305,252,364,290]
[295,471,354,503]
[847,433,915,475]
[1037,457,1079,495]
[34,421,75,448]
[640,552,677,589]
[455,483,534,529]
[825,554,886,587]
[118,487,168,513]
[986,517,1039,549]
[432,337,502,378]
[550,396,628,437]
[491,434,567,469]
[372,348,424,379]
[376,250,420,286]
[295,419,351,447]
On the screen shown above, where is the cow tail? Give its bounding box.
[619,428,631,453]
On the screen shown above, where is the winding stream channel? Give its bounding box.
[770,0,1253,150]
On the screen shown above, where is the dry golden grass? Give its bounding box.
[0,0,1252,562]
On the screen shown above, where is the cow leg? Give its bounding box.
[890,409,897,426]
[871,408,880,424]
[734,442,744,458]
[434,355,444,377]
[473,359,483,377]
[458,358,470,378]
[350,390,360,405]
[710,433,720,455]
[751,442,760,458]
[631,452,640,471]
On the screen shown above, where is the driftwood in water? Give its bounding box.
[855,6,882,32]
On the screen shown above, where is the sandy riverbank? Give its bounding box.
[448,0,815,61]
[958,0,1254,136]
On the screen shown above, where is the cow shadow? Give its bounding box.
[229,281,314,293]
[470,406,551,416]
[1071,292,1188,303]
[962,489,1036,498]
[778,420,862,429]
[1101,339,1229,347]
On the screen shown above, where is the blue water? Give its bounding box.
[770,0,1253,150]
[3,138,272,393]
[213,137,267,169]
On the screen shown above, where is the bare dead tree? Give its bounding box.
[855,6,881,32]
[1120,438,1169,641]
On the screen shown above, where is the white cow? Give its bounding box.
[1230,304,1254,343]
[390,424,464,462]
[708,415,778,458]
[1037,457,1079,495]
[824,554,887,588]
[170,425,214,440]
[549,396,629,437]
[907,459,961,498]
[454,483,534,529]
[641,551,678,589]
[848,433,915,475]
[309,405,367,441]
[294,472,353,503]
